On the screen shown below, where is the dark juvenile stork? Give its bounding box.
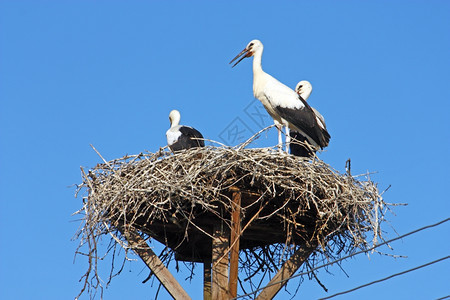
[230,39,330,153]
[166,109,205,152]
[290,80,329,157]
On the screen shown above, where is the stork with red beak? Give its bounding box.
[230,40,330,153]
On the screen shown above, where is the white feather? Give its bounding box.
[166,126,182,146]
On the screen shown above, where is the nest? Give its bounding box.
[75,141,389,298]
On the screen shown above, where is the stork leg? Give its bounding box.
[275,123,283,152]
[285,126,290,153]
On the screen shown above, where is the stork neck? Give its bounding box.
[252,49,263,76]
[300,90,311,101]
[171,116,180,128]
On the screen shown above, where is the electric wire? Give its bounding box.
[233,217,450,299]
[319,255,450,299]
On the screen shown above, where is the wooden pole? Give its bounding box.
[228,188,241,298]
[211,224,229,300]
[255,244,317,300]
[203,258,212,300]
[119,227,191,300]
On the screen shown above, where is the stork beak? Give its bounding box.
[230,48,252,68]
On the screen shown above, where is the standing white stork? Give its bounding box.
[290,80,328,157]
[230,40,330,153]
[166,109,205,152]
[296,80,327,130]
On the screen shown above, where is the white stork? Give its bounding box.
[230,40,330,153]
[296,80,326,130]
[166,109,205,152]
[290,80,328,157]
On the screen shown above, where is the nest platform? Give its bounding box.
[76,145,386,299]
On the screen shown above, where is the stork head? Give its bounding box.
[230,39,263,67]
[168,109,181,127]
[295,80,313,101]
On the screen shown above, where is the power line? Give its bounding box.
[319,255,450,299]
[436,295,450,300]
[233,217,450,299]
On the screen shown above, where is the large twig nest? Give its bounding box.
[75,142,389,298]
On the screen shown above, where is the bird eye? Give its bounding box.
[249,43,254,48]
[298,85,303,89]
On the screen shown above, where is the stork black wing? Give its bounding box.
[178,126,205,148]
[274,96,330,148]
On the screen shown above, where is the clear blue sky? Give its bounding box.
[1,1,449,299]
